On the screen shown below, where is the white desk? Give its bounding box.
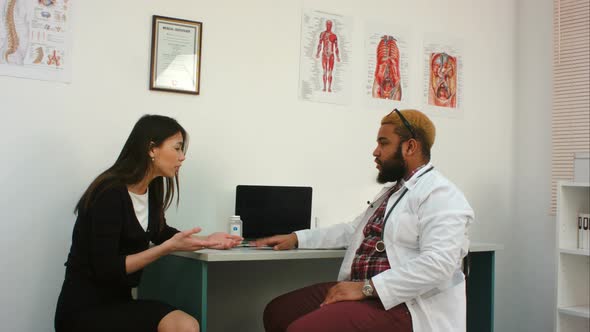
[138,243,500,332]
[173,247,347,262]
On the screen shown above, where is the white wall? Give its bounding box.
[510,0,555,331]
[0,0,519,330]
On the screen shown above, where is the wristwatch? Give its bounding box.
[362,279,374,297]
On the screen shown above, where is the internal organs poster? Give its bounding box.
[422,38,463,116]
[365,22,409,107]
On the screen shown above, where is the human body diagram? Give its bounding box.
[316,20,340,93]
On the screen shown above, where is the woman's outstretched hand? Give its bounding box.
[206,232,243,249]
[165,227,221,252]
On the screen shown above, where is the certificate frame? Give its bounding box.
[149,15,202,95]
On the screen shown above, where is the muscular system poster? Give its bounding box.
[298,8,352,105]
[0,0,72,82]
[422,38,463,117]
[364,21,409,108]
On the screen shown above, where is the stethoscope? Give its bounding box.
[370,166,434,253]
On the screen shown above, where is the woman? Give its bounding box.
[55,115,242,332]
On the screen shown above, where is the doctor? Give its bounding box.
[256,109,474,332]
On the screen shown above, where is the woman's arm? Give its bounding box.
[152,218,242,251]
[89,190,220,282]
[199,232,243,249]
[125,227,218,274]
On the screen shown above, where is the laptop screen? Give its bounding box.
[235,185,312,239]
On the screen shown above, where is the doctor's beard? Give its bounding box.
[376,144,407,184]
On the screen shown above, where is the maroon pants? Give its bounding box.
[263,282,413,332]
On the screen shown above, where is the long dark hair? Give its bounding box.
[75,115,189,230]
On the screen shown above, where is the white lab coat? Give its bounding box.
[295,164,474,332]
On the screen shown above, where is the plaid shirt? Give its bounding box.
[350,166,428,281]
[350,184,400,281]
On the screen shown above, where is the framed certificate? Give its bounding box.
[149,15,202,94]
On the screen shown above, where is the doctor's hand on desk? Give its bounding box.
[252,233,298,250]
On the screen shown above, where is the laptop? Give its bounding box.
[235,185,312,244]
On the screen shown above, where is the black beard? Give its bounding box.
[376,145,406,184]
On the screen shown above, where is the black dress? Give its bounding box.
[55,185,180,332]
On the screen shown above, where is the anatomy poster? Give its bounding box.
[364,22,410,108]
[0,0,72,82]
[422,38,463,117]
[299,9,352,105]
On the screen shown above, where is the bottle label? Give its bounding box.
[230,223,241,236]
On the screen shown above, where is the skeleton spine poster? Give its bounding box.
[0,0,72,82]
[299,9,352,105]
[422,38,463,116]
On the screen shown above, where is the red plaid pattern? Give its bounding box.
[350,185,400,281]
[350,166,428,281]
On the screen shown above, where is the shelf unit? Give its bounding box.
[556,181,590,332]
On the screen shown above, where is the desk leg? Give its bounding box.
[200,261,208,332]
[466,251,495,332]
[137,255,209,332]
